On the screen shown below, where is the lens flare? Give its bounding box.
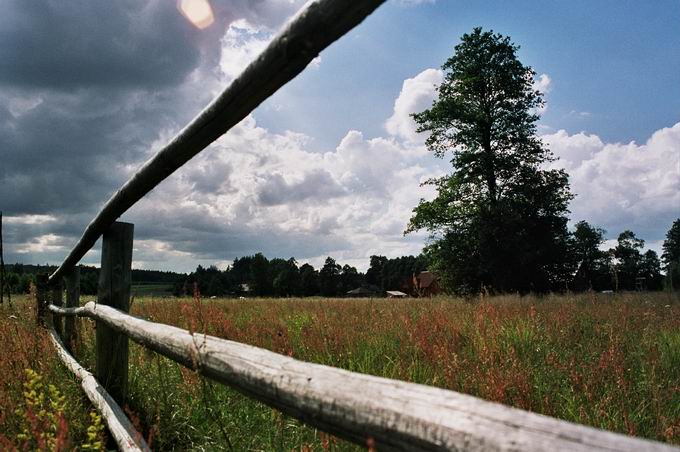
[178,0,214,29]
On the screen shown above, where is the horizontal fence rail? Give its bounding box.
[48,302,677,452]
[48,0,385,285]
[47,327,149,452]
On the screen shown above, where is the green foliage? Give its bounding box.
[365,254,427,292]
[184,254,368,298]
[298,263,320,296]
[13,368,104,451]
[272,258,301,297]
[662,219,680,290]
[0,271,33,293]
[640,250,663,291]
[406,28,573,294]
[14,368,68,450]
[319,257,341,296]
[609,230,663,291]
[81,412,105,451]
[250,253,273,296]
[2,263,184,295]
[570,221,613,291]
[663,219,680,266]
[612,230,644,285]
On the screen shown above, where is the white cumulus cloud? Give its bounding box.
[219,19,272,82]
[544,122,680,239]
[385,68,443,143]
[533,73,552,94]
[125,108,445,271]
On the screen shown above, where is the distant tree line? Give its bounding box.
[3,219,677,297]
[176,254,428,298]
[176,221,676,298]
[569,221,668,292]
[1,264,185,295]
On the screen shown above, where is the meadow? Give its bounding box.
[1,291,679,450]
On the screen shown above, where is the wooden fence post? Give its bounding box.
[64,267,80,353]
[51,283,63,337]
[96,222,133,403]
[36,274,48,325]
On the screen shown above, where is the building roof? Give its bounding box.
[386,290,407,297]
[346,286,378,295]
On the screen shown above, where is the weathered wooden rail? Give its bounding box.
[47,327,149,452]
[35,0,679,450]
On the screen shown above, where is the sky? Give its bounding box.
[0,0,678,273]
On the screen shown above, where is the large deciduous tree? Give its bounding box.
[406,28,573,294]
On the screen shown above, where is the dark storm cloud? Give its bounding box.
[0,0,228,269]
[0,0,224,220]
[0,0,332,270]
[0,85,218,215]
[124,201,350,262]
[0,1,203,90]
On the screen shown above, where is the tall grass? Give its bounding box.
[93,291,680,449]
[0,295,106,450]
[2,292,679,450]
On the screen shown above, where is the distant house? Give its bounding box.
[413,271,440,297]
[346,286,380,298]
[386,290,407,299]
[240,283,251,293]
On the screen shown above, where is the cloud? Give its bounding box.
[0,0,310,269]
[3,1,672,275]
[7,95,43,117]
[14,234,66,255]
[533,73,552,95]
[568,110,593,119]
[118,112,444,271]
[257,170,346,206]
[385,68,443,143]
[0,1,202,90]
[219,19,272,82]
[218,17,321,84]
[532,73,552,114]
[544,122,680,240]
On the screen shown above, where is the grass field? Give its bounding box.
[1,292,679,450]
[131,283,174,298]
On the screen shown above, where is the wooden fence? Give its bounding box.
[35,0,678,450]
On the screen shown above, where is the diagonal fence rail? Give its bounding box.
[35,0,680,450]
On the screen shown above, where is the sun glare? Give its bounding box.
[178,0,214,29]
